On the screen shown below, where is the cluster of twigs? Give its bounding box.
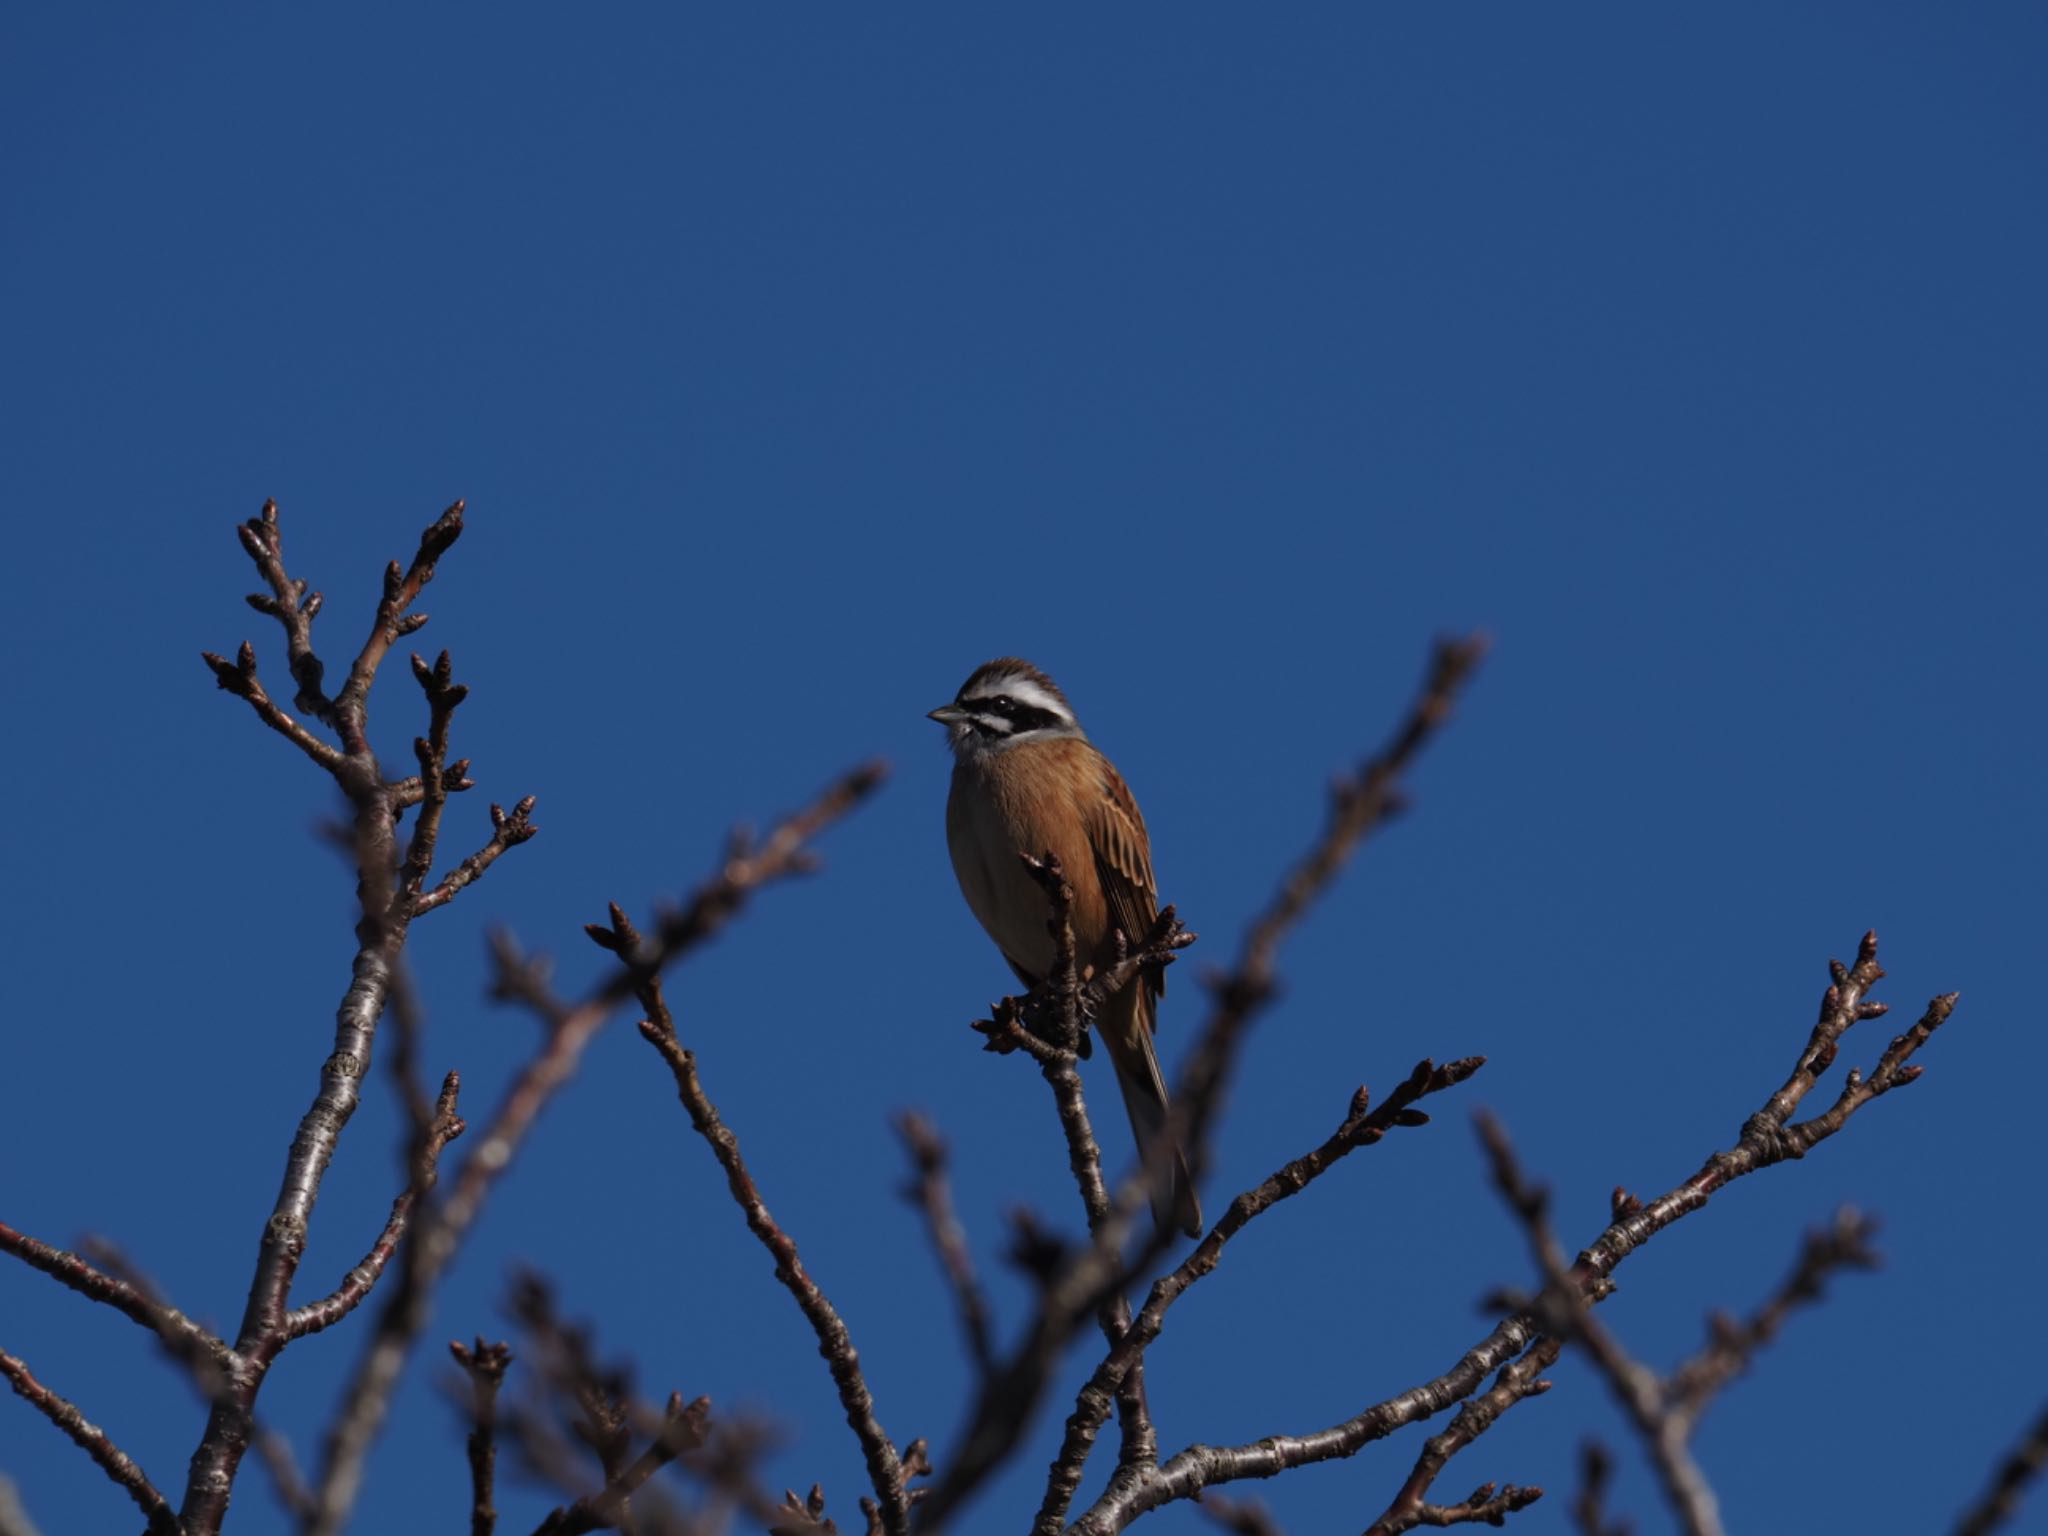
[1,500,2040,1536]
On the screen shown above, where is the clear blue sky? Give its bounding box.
[2,8,2042,1534]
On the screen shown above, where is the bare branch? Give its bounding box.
[498,1272,786,1534]
[235,497,338,724]
[925,855,1161,1528]
[0,1347,178,1535]
[621,914,910,1536]
[1476,1110,1720,1536]
[0,1473,44,1536]
[1662,1205,1880,1433]
[451,1337,514,1536]
[1176,636,1489,1170]
[306,763,885,1536]
[1030,1059,1485,1536]
[1069,937,1956,1533]
[532,1391,712,1536]
[396,647,470,902]
[383,959,437,1175]
[333,499,465,754]
[895,1111,996,1378]
[1955,1402,2048,1536]
[202,642,347,772]
[415,796,539,914]
[72,1235,314,1522]
[184,498,479,1535]
[0,1218,229,1369]
[1570,1442,1631,1536]
[284,1073,465,1340]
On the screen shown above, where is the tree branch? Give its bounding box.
[1031,1059,1485,1536]
[1661,1205,1880,1435]
[532,1391,712,1536]
[0,1218,229,1369]
[304,763,885,1536]
[283,1073,465,1340]
[1955,1401,2048,1536]
[1069,935,1955,1533]
[71,1234,314,1522]
[184,497,472,1535]
[895,1112,996,1379]
[451,1337,514,1536]
[1569,1442,1630,1536]
[616,909,911,1536]
[415,797,539,914]
[0,1347,177,1535]
[202,642,346,772]
[1476,1110,1719,1536]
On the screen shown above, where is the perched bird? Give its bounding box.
[929,659,1202,1238]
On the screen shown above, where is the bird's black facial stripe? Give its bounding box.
[963,693,1066,736]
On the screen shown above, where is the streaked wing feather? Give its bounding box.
[1087,756,1166,1012]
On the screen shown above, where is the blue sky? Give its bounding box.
[2,7,2042,1534]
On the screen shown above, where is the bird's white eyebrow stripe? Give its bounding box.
[962,674,1073,722]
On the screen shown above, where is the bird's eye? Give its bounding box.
[990,696,1016,714]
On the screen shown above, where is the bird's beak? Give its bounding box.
[927,704,969,725]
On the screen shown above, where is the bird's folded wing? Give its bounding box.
[1087,759,1166,1012]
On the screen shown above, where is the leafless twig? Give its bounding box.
[1570,1442,1630,1536]
[452,1338,515,1536]
[304,764,884,1535]
[69,1233,315,1522]
[284,1074,466,1341]
[532,1391,712,1536]
[1067,934,1955,1533]
[896,1112,996,1378]
[1661,1205,1880,1435]
[1476,1111,1716,1536]
[0,1219,228,1370]
[185,498,518,1534]
[1037,1059,1486,1536]
[1955,1401,2048,1536]
[0,1347,178,1535]
[608,906,913,1536]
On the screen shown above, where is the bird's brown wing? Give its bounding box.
[1086,755,1166,1012]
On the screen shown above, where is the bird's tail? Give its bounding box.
[1104,988,1203,1239]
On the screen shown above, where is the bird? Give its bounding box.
[929,658,1203,1238]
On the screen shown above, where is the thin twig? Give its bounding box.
[533,1392,712,1536]
[1068,936,1956,1534]
[451,1338,514,1536]
[495,1273,783,1534]
[201,642,345,772]
[616,908,911,1536]
[895,1112,996,1378]
[1364,1342,1552,1536]
[1662,1205,1880,1435]
[1030,1059,1485,1536]
[1955,1402,2048,1536]
[0,1348,178,1535]
[0,1219,229,1369]
[305,764,885,1536]
[72,1233,315,1522]
[185,498,468,1536]
[1476,1111,1719,1536]
[1570,1442,1631,1536]
[283,1074,465,1340]
[415,797,539,914]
